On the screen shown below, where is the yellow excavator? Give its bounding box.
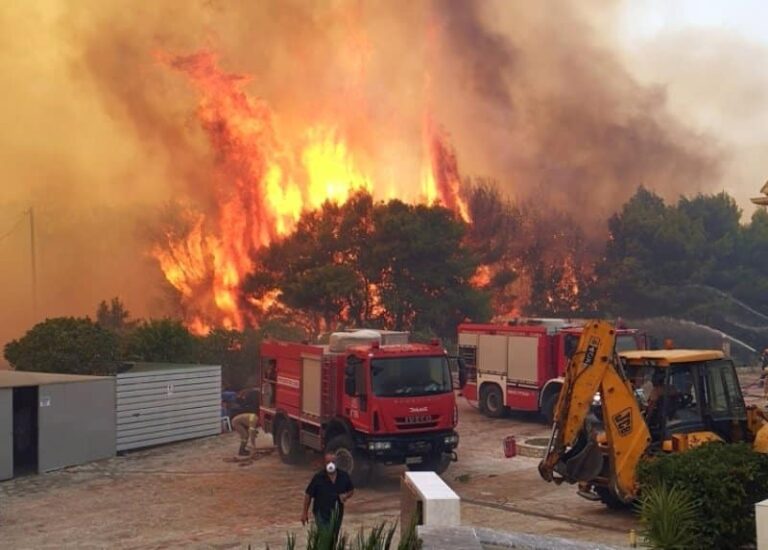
[538,320,768,508]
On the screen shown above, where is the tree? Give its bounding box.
[198,320,306,388]
[96,297,135,333]
[369,200,490,335]
[243,191,491,338]
[4,317,118,375]
[124,319,198,363]
[246,192,375,335]
[592,187,768,350]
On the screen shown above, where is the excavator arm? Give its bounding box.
[538,320,651,502]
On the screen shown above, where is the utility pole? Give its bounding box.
[29,207,37,322]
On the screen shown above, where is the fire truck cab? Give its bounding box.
[458,319,646,422]
[259,330,460,485]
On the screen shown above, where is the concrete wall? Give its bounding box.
[37,379,116,472]
[757,499,767,550]
[0,388,11,480]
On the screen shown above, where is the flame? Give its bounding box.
[471,265,492,287]
[152,51,471,331]
[422,116,471,222]
[303,126,372,209]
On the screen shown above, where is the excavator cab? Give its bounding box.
[624,354,749,447]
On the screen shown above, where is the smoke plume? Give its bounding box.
[1,0,758,353]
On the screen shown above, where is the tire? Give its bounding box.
[407,453,451,475]
[325,434,372,487]
[595,487,632,510]
[276,419,302,464]
[481,384,505,418]
[541,392,559,425]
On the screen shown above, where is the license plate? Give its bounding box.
[405,456,423,465]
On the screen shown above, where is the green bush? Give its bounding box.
[273,511,420,550]
[637,484,698,549]
[4,317,118,375]
[637,442,768,548]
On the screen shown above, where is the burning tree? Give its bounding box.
[243,191,489,338]
[463,181,600,319]
[150,51,471,333]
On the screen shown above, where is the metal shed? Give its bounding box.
[0,370,115,481]
[115,363,221,452]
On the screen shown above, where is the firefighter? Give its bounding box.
[232,412,259,456]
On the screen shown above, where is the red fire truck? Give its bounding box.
[458,319,646,422]
[259,330,460,485]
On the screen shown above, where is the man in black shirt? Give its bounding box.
[301,452,354,537]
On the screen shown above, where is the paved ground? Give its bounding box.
[1,369,764,549]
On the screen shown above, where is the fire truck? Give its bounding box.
[458,319,646,422]
[259,330,460,485]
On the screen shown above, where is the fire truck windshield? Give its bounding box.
[370,356,452,397]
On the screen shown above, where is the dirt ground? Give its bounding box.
[1,370,764,549]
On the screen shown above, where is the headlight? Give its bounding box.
[367,441,392,451]
[444,434,459,445]
[592,393,601,406]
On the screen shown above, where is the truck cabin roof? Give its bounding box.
[619,349,725,367]
[458,322,639,336]
[346,342,446,357]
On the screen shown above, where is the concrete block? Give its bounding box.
[401,471,460,536]
[758,498,768,550]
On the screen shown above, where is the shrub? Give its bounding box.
[278,511,420,550]
[4,317,118,375]
[637,442,768,548]
[637,484,698,549]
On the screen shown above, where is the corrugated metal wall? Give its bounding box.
[116,365,221,451]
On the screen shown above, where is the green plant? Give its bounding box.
[282,511,421,550]
[636,484,698,549]
[351,522,396,550]
[637,442,768,548]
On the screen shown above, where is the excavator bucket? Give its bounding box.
[561,438,603,482]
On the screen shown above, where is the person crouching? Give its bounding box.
[232,412,259,456]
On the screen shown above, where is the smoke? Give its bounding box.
[429,1,721,222]
[0,0,758,354]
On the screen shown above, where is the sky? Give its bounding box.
[615,0,768,214]
[618,0,768,45]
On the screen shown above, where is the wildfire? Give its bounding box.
[152,51,470,332]
[471,265,492,287]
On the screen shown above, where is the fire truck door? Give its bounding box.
[343,356,371,432]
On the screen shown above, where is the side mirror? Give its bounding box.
[344,377,356,396]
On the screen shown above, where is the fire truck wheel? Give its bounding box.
[407,453,451,475]
[276,420,302,464]
[325,435,372,487]
[481,384,505,418]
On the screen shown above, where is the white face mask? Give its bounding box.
[326,461,337,474]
